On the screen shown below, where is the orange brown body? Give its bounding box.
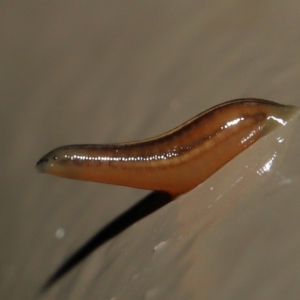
[36,99,297,196]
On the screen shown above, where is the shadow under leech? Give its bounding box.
[40,191,173,293]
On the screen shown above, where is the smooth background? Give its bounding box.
[1,1,300,299]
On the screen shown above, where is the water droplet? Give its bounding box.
[55,228,65,239]
[154,241,167,252]
[277,136,284,143]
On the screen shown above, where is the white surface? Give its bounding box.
[1,1,300,299]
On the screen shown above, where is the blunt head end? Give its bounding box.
[36,156,49,173]
[36,149,59,173]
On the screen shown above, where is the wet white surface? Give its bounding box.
[1,2,300,299]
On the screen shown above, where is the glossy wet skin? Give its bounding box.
[36,99,298,196]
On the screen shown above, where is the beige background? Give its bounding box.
[1,1,300,299]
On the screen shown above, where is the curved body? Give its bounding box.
[36,99,297,196]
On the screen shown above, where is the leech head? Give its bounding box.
[36,150,61,173]
[36,145,121,182]
[35,146,81,178]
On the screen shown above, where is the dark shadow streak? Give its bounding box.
[41,191,173,293]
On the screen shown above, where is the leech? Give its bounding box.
[36,99,298,196]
